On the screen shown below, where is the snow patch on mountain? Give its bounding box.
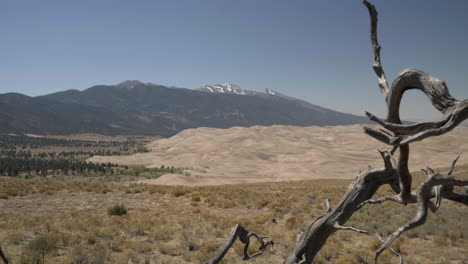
[198,83,282,97]
[199,83,256,95]
[116,80,144,89]
[264,88,279,95]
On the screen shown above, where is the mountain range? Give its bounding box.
[0,81,372,136]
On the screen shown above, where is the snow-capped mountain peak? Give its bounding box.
[199,83,256,95]
[264,88,280,95]
[116,80,144,89]
[198,83,284,97]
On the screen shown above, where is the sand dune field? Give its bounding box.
[88,125,468,186]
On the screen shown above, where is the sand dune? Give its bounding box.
[88,125,468,186]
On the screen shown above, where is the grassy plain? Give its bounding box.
[1,164,467,264]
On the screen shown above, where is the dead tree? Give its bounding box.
[203,1,468,263]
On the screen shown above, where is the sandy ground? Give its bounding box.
[88,125,468,186]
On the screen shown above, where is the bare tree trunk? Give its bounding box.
[285,151,398,263]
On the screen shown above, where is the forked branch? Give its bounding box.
[363,0,416,204]
[334,223,404,264]
[374,157,468,263]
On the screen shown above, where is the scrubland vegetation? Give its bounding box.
[0,134,184,180]
[0,134,153,160]
[1,164,467,263]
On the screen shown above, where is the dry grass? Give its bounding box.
[0,164,467,263]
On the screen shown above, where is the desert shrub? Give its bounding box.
[255,199,269,209]
[7,231,25,245]
[434,257,449,264]
[20,253,42,264]
[107,204,127,216]
[169,186,191,197]
[129,241,152,253]
[154,228,173,241]
[158,243,181,256]
[286,214,304,230]
[220,200,235,208]
[71,252,89,264]
[60,232,71,247]
[69,245,107,264]
[191,194,201,202]
[24,235,57,264]
[147,184,170,195]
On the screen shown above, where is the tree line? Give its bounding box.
[0,149,131,159]
[0,157,118,177]
[0,134,138,150]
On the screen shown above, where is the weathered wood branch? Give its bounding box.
[365,111,449,135]
[365,99,468,146]
[284,151,397,264]
[387,69,459,120]
[441,189,468,206]
[362,0,390,99]
[359,157,460,211]
[357,194,414,210]
[362,0,414,203]
[333,223,369,234]
[447,155,460,175]
[333,223,404,264]
[325,199,332,213]
[0,246,8,264]
[374,157,468,263]
[374,233,404,264]
[202,224,276,264]
[203,225,247,264]
[242,232,276,260]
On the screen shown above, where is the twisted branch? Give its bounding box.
[242,232,275,260]
[284,151,398,264]
[374,157,468,263]
[202,224,276,264]
[362,0,390,99]
[333,223,404,264]
[360,156,460,214]
[362,0,415,203]
[365,99,468,146]
[325,199,332,213]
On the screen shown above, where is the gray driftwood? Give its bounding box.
[203,1,468,263]
[202,224,276,264]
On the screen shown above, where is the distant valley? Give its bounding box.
[0,81,371,136]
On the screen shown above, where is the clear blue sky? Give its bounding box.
[1,0,467,120]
